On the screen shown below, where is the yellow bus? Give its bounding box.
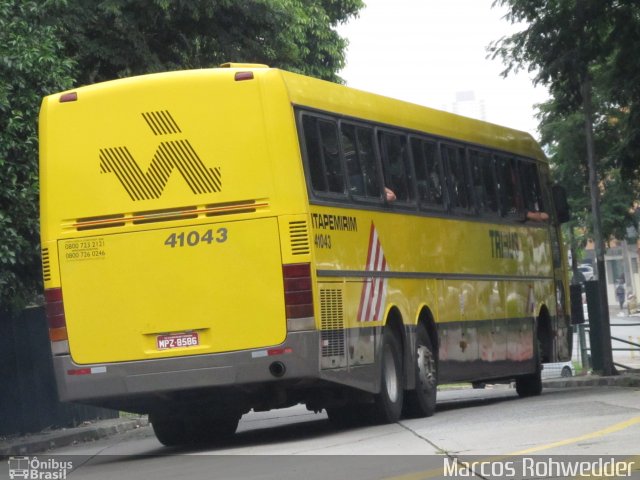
[39,64,573,446]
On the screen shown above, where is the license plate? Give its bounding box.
[156,332,199,350]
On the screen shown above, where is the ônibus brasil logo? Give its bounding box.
[8,456,72,480]
[99,110,222,201]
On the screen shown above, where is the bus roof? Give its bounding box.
[50,64,546,163]
[267,67,547,163]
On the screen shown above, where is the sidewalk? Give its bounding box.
[543,368,640,389]
[0,416,148,457]
[2,370,639,457]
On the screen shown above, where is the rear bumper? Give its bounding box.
[53,331,320,403]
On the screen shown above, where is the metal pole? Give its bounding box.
[579,323,589,370]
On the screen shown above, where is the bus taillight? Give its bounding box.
[283,263,315,331]
[59,92,78,102]
[45,288,69,350]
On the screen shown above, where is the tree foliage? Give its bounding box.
[538,91,636,247]
[55,0,362,85]
[491,0,640,246]
[0,1,74,311]
[0,0,362,311]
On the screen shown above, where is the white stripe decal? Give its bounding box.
[358,222,389,322]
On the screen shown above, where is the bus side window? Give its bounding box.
[301,115,326,192]
[341,124,365,196]
[410,137,444,208]
[340,123,382,199]
[356,126,382,198]
[469,149,499,215]
[519,161,544,213]
[379,132,414,203]
[301,114,345,195]
[496,155,523,218]
[443,144,471,211]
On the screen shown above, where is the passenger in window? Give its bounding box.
[385,187,396,202]
[505,205,548,222]
[522,199,548,222]
[525,210,549,222]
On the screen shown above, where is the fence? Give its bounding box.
[0,306,117,437]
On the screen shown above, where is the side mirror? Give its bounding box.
[570,283,585,325]
[552,185,571,224]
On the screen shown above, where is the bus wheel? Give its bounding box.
[373,327,404,423]
[403,324,437,418]
[192,412,241,443]
[150,412,190,446]
[151,410,240,446]
[515,370,542,397]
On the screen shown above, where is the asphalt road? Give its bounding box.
[16,385,638,480]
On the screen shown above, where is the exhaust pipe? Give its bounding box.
[269,361,286,378]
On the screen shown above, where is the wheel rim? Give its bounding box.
[383,345,398,403]
[416,344,436,393]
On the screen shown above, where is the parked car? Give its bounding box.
[541,361,575,379]
[578,264,594,281]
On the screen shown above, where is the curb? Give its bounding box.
[543,373,640,389]
[0,417,148,457]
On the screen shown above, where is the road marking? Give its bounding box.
[383,416,640,480]
[509,416,640,455]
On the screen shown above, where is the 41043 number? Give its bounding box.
[164,228,228,248]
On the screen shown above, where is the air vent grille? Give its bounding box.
[42,248,51,282]
[320,289,344,358]
[72,200,268,230]
[289,220,310,256]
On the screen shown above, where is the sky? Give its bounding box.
[336,0,549,138]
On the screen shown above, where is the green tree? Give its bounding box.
[538,90,637,245]
[0,1,75,311]
[490,1,640,246]
[489,1,612,271]
[55,0,362,85]
[489,0,640,374]
[0,0,362,311]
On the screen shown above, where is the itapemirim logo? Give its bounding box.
[99,111,222,201]
[7,456,72,480]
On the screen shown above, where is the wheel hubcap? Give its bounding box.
[416,345,436,393]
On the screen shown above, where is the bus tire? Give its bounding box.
[150,412,191,447]
[192,413,240,443]
[515,370,542,397]
[151,410,240,446]
[373,327,404,423]
[403,324,437,418]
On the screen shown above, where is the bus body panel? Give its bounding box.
[308,204,555,383]
[58,217,286,364]
[52,331,320,408]
[39,68,300,366]
[40,68,274,242]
